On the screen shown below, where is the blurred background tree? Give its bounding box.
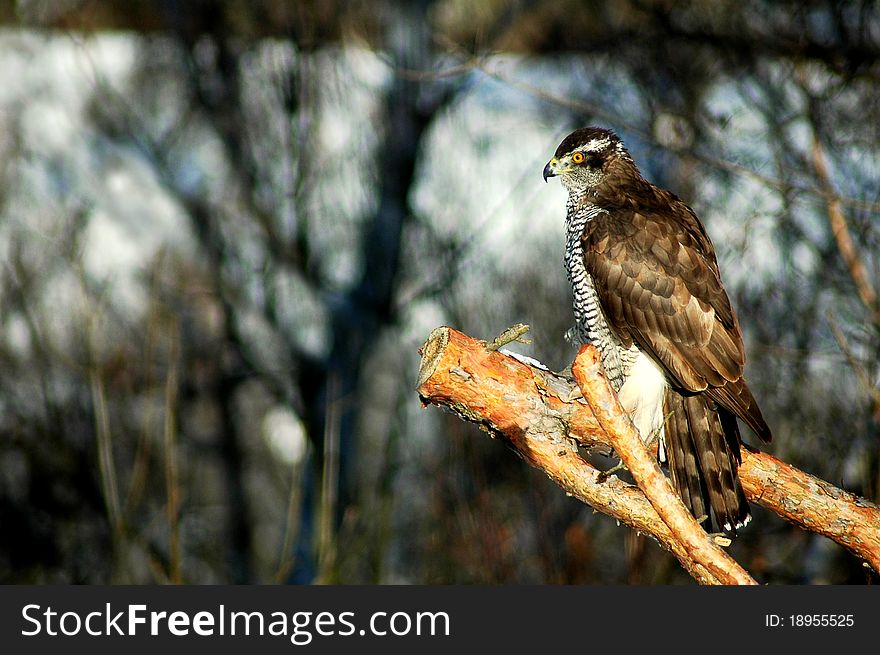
[0,0,877,584]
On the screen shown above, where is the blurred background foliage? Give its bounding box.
[0,0,878,584]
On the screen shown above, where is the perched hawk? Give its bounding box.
[544,126,772,534]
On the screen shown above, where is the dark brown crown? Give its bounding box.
[554,126,620,158]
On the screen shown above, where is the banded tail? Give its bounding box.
[663,390,751,535]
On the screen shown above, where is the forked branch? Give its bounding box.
[416,326,880,583]
[570,346,756,584]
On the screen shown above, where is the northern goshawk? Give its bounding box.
[544,126,772,534]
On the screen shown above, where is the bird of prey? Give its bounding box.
[543,126,772,534]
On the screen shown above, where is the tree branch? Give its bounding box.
[797,68,880,330]
[570,345,756,585]
[808,129,880,327]
[416,327,880,582]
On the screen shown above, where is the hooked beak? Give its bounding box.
[543,159,557,183]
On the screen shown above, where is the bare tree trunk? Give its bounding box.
[291,0,454,582]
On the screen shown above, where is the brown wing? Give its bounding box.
[583,204,771,442]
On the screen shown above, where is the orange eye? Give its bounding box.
[571,152,585,164]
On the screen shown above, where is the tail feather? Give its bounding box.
[663,389,750,535]
[664,392,710,527]
[708,379,772,444]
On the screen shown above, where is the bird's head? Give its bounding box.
[543,126,631,195]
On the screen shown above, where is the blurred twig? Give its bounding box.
[406,41,880,215]
[85,290,126,560]
[316,373,342,583]
[90,367,124,542]
[164,320,182,584]
[829,317,880,423]
[804,115,880,328]
[123,258,167,518]
[275,452,308,584]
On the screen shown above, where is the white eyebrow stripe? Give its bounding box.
[582,137,612,153]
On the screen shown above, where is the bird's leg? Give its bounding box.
[485,323,532,351]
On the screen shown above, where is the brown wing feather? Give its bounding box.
[583,202,771,443]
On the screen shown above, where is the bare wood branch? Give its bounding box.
[416,326,880,581]
[805,109,880,327]
[737,450,880,569]
[570,345,757,585]
[802,103,880,420]
[417,326,722,583]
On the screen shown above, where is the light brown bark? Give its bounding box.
[570,345,757,584]
[416,326,880,583]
